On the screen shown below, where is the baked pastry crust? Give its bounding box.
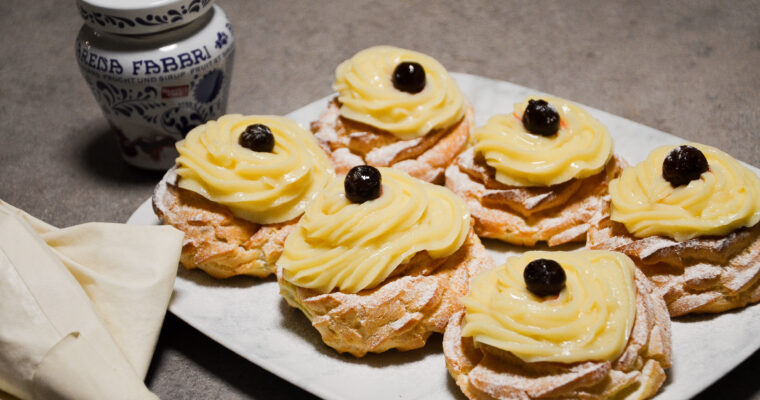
[589,203,760,317]
[277,229,491,357]
[311,99,473,184]
[445,149,624,246]
[153,167,295,278]
[443,269,672,400]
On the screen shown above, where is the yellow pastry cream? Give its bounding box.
[278,168,470,293]
[333,45,466,140]
[610,143,760,241]
[461,250,636,364]
[473,95,613,187]
[175,114,333,224]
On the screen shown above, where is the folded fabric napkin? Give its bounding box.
[0,200,184,400]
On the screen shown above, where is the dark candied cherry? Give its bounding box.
[662,145,709,187]
[523,258,566,297]
[344,165,382,203]
[239,124,275,152]
[392,62,426,94]
[522,99,560,136]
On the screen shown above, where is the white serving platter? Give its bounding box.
[128,73,760,400]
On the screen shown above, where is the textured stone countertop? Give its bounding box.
[1,0,759,398]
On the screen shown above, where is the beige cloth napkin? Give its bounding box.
[0,200,184,400]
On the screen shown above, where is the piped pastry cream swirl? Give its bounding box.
[333,46,466,140]
[473,95,613,187]
[610,143,760,241]
[461,250,636,364]
[279,168,470,293]
[175,114,333,224]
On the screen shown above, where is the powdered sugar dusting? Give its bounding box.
[589,210,760,315]
[444,157,619,246]
[365,137,423,165]
[311,98,471,182]
[152,166,178,219]
[312,100,344,147]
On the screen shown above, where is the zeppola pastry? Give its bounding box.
[311,46,473,184]
[277,166,491,357]
[153,115,333,278]
[443,250,672,400]
[589,143,760,316]
[445,96,623,246]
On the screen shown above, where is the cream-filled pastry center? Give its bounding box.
[175,114,333,224]
[473,95,613,187]
[461,250,636,364]
[610,143,760,241]
[333,46,465,140]
[278,168,470,293]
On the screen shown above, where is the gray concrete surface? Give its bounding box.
[1,0,759,398]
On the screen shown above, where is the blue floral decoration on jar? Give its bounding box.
[215,32,228,49]
[79,0,213,31]
[193,69,224,104]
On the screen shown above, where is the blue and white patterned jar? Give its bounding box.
[75,0,234,170]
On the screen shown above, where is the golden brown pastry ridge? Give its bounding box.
[311,99,473,184]
[589,203,760,317]
[277,229,492,357]
[443,269,672,400]
[445,149,625,246]
[153,167,294,278]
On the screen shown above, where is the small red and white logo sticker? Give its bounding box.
[161,85,189,99]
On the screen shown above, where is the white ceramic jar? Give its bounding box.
[75,0,235,170]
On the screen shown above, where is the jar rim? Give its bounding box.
[77,0,215,35]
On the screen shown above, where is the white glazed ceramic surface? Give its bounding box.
[77,0,215,35]
[76,5,234,170]
[128,73,760,400]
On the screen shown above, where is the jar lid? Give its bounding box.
[77,0,216,35]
